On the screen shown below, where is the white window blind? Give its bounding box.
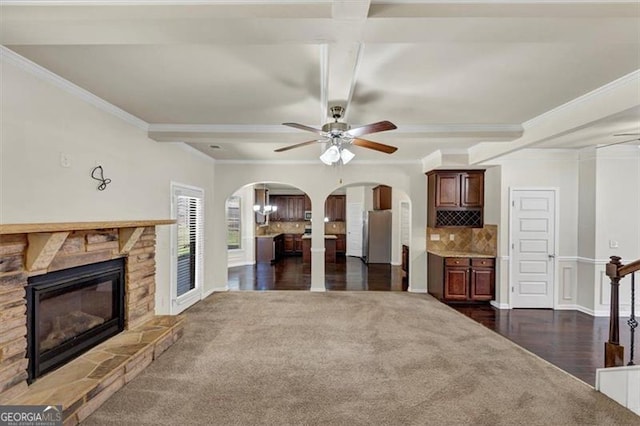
[172,184,204,308]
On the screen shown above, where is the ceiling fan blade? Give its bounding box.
[352,138,398,154]
[282,122,325,135]
[613,133,640,136]
[274,139,321,152]
[596,138,640,149]
[347,120,397,138]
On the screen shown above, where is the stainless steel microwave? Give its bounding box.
[304,211,312,220]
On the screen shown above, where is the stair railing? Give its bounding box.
[605,256,640,367]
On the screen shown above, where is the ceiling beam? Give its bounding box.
[324,0,371,121]
[469,70,640,164]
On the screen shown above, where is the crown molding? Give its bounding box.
[1,46,149,131]
[523,69,640,130]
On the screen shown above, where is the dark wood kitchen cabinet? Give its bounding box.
[373,185,392,210]
[254,188,268,225]
[284,234,295,254]
[269,195,306,222]
[470,258,495,300]
[294,234,303,254]
[335,234,346,255]
[427,170,485,227]
[428,254,494,302]
[324,195,346,222]
[283,233,303,256]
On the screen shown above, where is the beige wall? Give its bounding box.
[1,59,217,315]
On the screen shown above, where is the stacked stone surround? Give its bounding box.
[0,223,166,404]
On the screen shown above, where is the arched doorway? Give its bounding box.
[226,182,312,290]
[323,183,411,291]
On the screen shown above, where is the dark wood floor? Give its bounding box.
[452,305,631,386]
[228,256,630,386]
[228,255,407,291]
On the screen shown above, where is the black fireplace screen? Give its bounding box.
[27,258,125,381]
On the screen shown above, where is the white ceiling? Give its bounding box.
[2,0,639,162]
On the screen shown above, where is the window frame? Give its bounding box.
[170,182,204,315]
[226,195,242,251]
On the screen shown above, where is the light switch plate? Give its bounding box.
[430,234,440,241]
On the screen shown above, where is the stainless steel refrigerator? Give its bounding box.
[362,210,392,263]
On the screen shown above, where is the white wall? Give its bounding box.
[592,146,640,315]
[1,58,216,315]
[483,149,580,308]
[210,162,428,293]
[484,146,640,315]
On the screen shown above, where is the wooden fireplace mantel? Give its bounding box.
[0,219,175,235]
[1,220,176,275]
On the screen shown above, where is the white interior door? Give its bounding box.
[346,202,363,257]
[510,189,556,308]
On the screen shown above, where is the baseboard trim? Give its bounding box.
[203,286,228,299]
[408,287,428,293]
[227,260,255,268]
[310,286,326,292]
[490,300,511,309]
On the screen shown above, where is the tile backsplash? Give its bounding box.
[427,225,497,256]
[255,221,346,235]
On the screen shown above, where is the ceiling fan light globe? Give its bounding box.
[340,148,355,164]
[320,145,340,164]
[253,205,260,212]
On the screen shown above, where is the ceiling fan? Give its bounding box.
[596,132,640,149]
[275,106,398,157]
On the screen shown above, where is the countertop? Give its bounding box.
[255,233,284,239]
[427,248,495,259]
[301,234,338,240]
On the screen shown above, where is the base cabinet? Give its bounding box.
[429,253,495,302]
[255,234,284,264]
[445,267,469,300]
[335,234,346,255]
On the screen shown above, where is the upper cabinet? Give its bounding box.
[373,185,392,210]
[325,195,346,222]
[255,188,268,225]
[427,170,485,227]
[269,195,307,222]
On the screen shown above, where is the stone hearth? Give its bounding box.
[0,220,179,423]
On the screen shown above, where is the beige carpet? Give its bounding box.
[84,292,637,425]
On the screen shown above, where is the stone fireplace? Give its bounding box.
[0,220,183,423]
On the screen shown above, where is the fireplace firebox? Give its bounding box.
[26,258,125,382]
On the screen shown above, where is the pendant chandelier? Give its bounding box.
[253,184,277,216]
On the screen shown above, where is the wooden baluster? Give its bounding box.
[628,272,637,366]
[605,256,624,367]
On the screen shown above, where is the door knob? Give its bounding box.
[548,254,555,259]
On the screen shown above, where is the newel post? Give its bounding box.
[605,256,624,367]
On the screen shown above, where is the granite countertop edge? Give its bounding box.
[427,249,495,259]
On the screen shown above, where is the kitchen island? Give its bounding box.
[301,234,337,263]
[255,233,284,264]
